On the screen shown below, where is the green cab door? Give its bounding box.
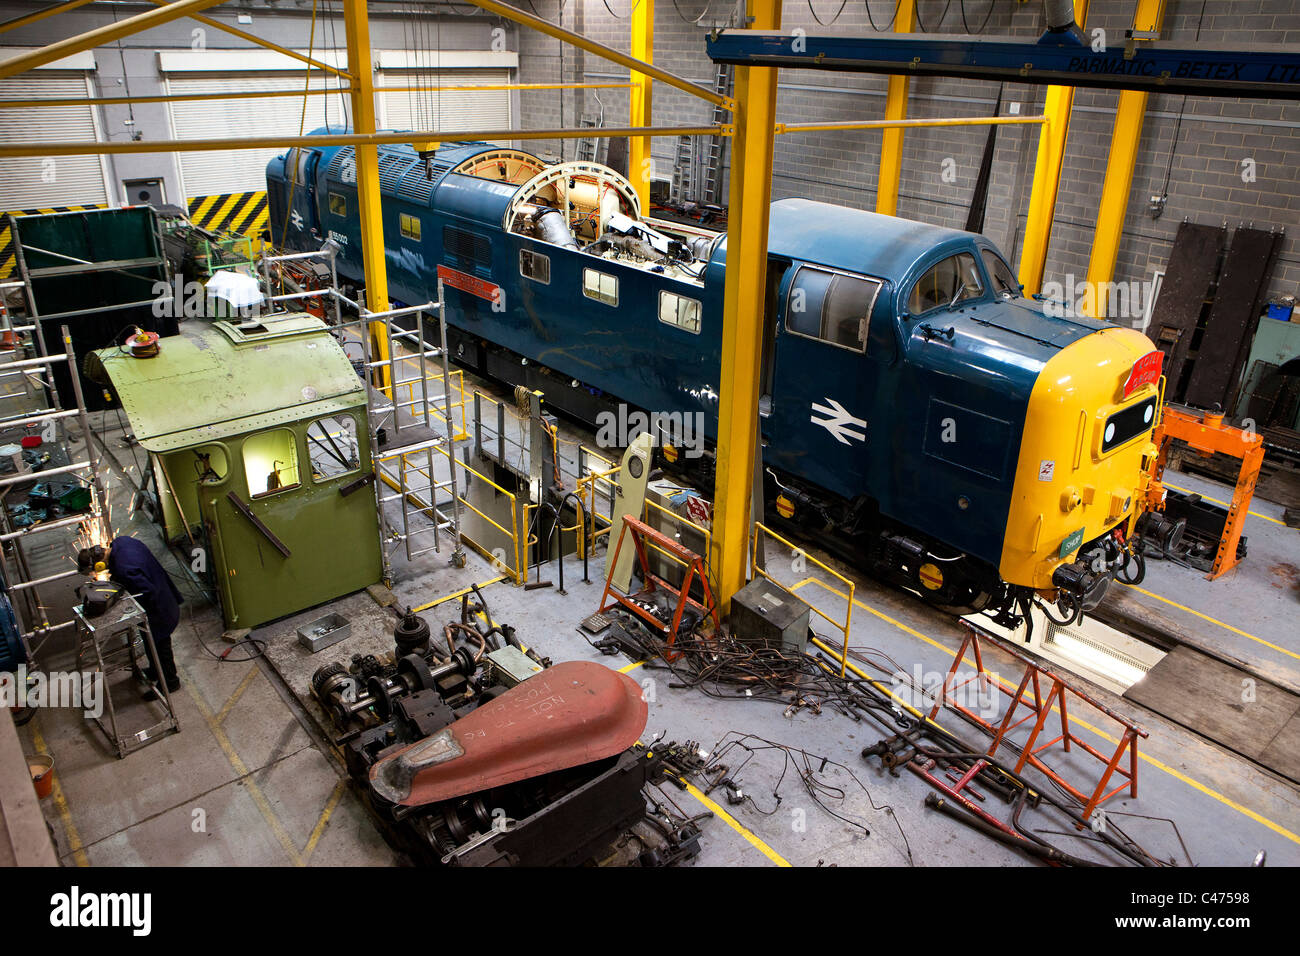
[200,414,381,629]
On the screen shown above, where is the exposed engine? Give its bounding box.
[310,594,703,866]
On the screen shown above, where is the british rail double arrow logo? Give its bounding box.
[810,398,867,445]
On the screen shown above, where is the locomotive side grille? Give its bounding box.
[378,151,416,192]
[397,166,437,204]
[443,225,491,271]
[326,147,356,180]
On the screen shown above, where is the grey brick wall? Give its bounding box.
[519,0,1300,303]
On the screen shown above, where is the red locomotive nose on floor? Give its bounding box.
[369,660,649,807]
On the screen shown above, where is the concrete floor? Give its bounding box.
[16,367,1300,868]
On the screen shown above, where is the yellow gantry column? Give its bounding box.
[629,0,654,211]
[1082,0,1167,319]
[1019,0,1089,296]
[874,0,916,217]
[343,0,391,392]
[712,0,779,614]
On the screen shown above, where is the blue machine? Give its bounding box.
[268,137,1165,630]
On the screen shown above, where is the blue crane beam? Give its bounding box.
[705,30,1300,100]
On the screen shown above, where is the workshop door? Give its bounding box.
[200,423,381,629]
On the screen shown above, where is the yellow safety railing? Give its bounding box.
[375,443,526,585]
[575,448,620,550]
[641,496,713,582]
[750,522,855,676]
[571,453,715,597]
[391,366,469,440]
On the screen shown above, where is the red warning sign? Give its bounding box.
[437,265,501,304]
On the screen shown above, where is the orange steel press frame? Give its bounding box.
[1146,406,1264,580]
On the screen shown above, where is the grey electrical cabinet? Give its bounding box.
[729,578,811,654]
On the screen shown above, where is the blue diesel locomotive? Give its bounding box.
[267,136,1165,629]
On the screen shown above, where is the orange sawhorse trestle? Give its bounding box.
[928,621,1149,820]
[597,514,719,662]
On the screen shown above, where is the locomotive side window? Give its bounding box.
[658,291,701,334]
[907,253,983,315]
[785,266,880,353]
[520,249,550,284]
[583,268,618,307]
[399,213,421,241]
[981,249,1021,298]
[328,192,347,217]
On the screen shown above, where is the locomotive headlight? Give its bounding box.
[1100,396,1159,454]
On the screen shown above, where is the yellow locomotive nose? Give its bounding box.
[1000,327,1160,591]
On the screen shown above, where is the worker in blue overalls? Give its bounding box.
[78,536,183,699]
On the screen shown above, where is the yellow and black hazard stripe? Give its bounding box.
[187,190,268,239]
[0,204,105,280]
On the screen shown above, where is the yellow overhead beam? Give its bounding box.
[712,0,780,614]
[0,0,232,80]
[463,0,733,111]
[1082,0,1167,319]
[1019,0,1090,296]
[779,114,1046,134]
[143,0,354,80]
[629,0,654,212]
[0,0,98,36]
[0,81,630,111]
[0,86,351,109]
[0,125,722,158]
[875,0,916,216]
[343,0,390,393]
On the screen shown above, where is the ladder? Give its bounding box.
[575,115,607,166]
[671,136,695,204]
[671,60,734,205]
[257,248,468,581]
[700,61,734,206]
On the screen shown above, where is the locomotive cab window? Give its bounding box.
[399,213,421,241]
[659,291,701,334]
[981,249,1021,298]
[306,415,360,482]
[243,428,300,498]
[785,266,880,353]
[328,192,347,217]
[520,249,550,284]
[907,253,983,315]
[583,268,618,307]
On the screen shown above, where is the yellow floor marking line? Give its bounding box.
[618,660,645,674]
[789,576,1300,846]
[182,670,305,866]
[1164,482,1285,527]
[1124,583,1300,663]
[30,717,89,867]
[302,779,348,863]
[216,667,259,724]
[680,779,791,867]
[413,575,507,613]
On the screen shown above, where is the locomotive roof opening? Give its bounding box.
[268,133,720,291]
